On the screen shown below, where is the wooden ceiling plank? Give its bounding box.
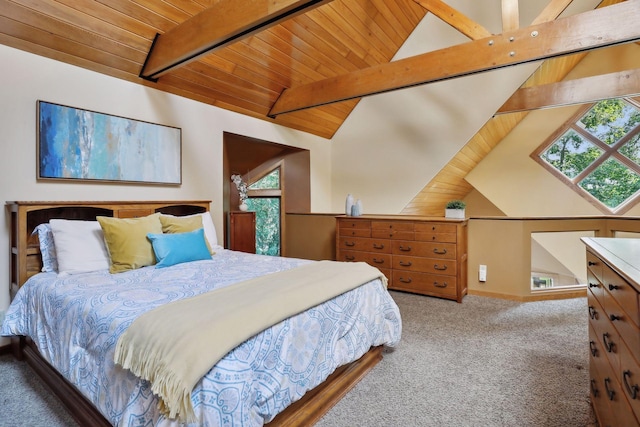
[498,68,640,114]
[401,0,430,23]
[288,13,370,69]
[74,0,175,34]
[10,0,154,51]
[312,5,387,65]
[140,0,333,79]
[501,0,519,31]
[369,0,415,36]
[0,14,140,74]
[2,0,146,63]
[269,1,640,117]
[334,1,395,59]
[127,0,193,24]
[159,0,208,17]
[413,0,492,40]
[278,19,354,74]
[354,0,404,47]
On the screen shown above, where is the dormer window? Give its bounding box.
[533,98,640,213]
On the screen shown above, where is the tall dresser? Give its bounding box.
[582,237,640,427]
[336,215,467,303]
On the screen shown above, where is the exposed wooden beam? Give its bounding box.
[268,1,640,117]
[413,0,492,40]
[140,0,332,80]
[502,0,519,31]
[497,68,640,113]
[531,0,574,25]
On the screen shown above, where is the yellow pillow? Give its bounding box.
[159,214,214,254]
[97,213,163,273]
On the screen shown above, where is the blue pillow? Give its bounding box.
[33,223,58,272]
[147,228,212,268]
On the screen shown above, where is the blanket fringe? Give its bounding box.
[114,335,196,422]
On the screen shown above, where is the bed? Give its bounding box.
[1,201,401,427]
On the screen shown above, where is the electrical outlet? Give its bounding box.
[479,265,487,282]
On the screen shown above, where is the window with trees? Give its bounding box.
[245,168,281,256]
[534,97,640,213]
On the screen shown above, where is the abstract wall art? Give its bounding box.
[37,101,182,185]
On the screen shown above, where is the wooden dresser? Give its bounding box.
[336,215,467,303]
[582,238,640,427]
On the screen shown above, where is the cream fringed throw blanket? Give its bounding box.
[113,261,387,422]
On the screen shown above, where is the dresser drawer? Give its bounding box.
[391,240,456,259]
[339,227,371,238]
[338,236,391,253]
[392,255,456,276]
[372,221,414,240]
[587,250,605,286]
[604,292,640,366]
[619,340,640,421]
[390,271,457,298]
[339,219,371,229]
[338,250,391,269]
[604,266,640,328]
[414,223,457,243]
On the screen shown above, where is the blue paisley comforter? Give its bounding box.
[1,249,402,426]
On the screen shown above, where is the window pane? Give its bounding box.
[245,197,280,256]
[248,169,280,190]
[619,133,640,166]
[578,99,640,145]
[579,158,640,208]
[541,130,602,178]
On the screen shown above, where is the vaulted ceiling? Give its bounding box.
[2,0,638,141]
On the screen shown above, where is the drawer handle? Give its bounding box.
[345,255,355,261]
[433,248,447,255]
[604,378,615,401]
[399,261,412,267]
[602,333,615,353]
[372,258,384,264]
[610,314,622,322]
[590,379,599,397]
[434,281,447,288]
[373,243,385,249]
[399,277,412,284]
[345,241,355,247]
[588,306,598,320]
[623,370,639,400]
[608,284,620,291]
[588,261,597,266]
[589,340,598,357]
[399,245,411,252]
[588,282,599,288]
[434,264,448,271]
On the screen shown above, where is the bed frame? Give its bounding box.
[6,200,383,427]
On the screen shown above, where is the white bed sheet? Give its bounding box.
[1,250,402,426]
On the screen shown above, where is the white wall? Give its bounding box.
[0,45,332,330]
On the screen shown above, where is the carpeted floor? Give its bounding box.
[0,292,595,427]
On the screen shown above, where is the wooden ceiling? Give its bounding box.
[1,0,638,140]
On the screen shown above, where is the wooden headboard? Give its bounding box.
[6,200,210,298]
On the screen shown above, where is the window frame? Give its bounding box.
[531,97,640,215]
[246,165,283,256]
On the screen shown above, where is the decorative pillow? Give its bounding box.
[147,228,212,268]
[32,223,58,272]
[49,219,110,275]
[160,212,219,253]
[97,213,163,274]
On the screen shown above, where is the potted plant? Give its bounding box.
[445,200,466,219]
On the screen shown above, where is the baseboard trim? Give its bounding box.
[468,288,586,302]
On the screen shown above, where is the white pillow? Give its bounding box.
[49,219,110,275]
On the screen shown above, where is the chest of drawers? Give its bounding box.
[336,215,468,302]
[583,238,640,427]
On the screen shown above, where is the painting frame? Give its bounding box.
[37,100,182,185]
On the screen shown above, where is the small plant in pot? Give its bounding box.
[445,200,466,219]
